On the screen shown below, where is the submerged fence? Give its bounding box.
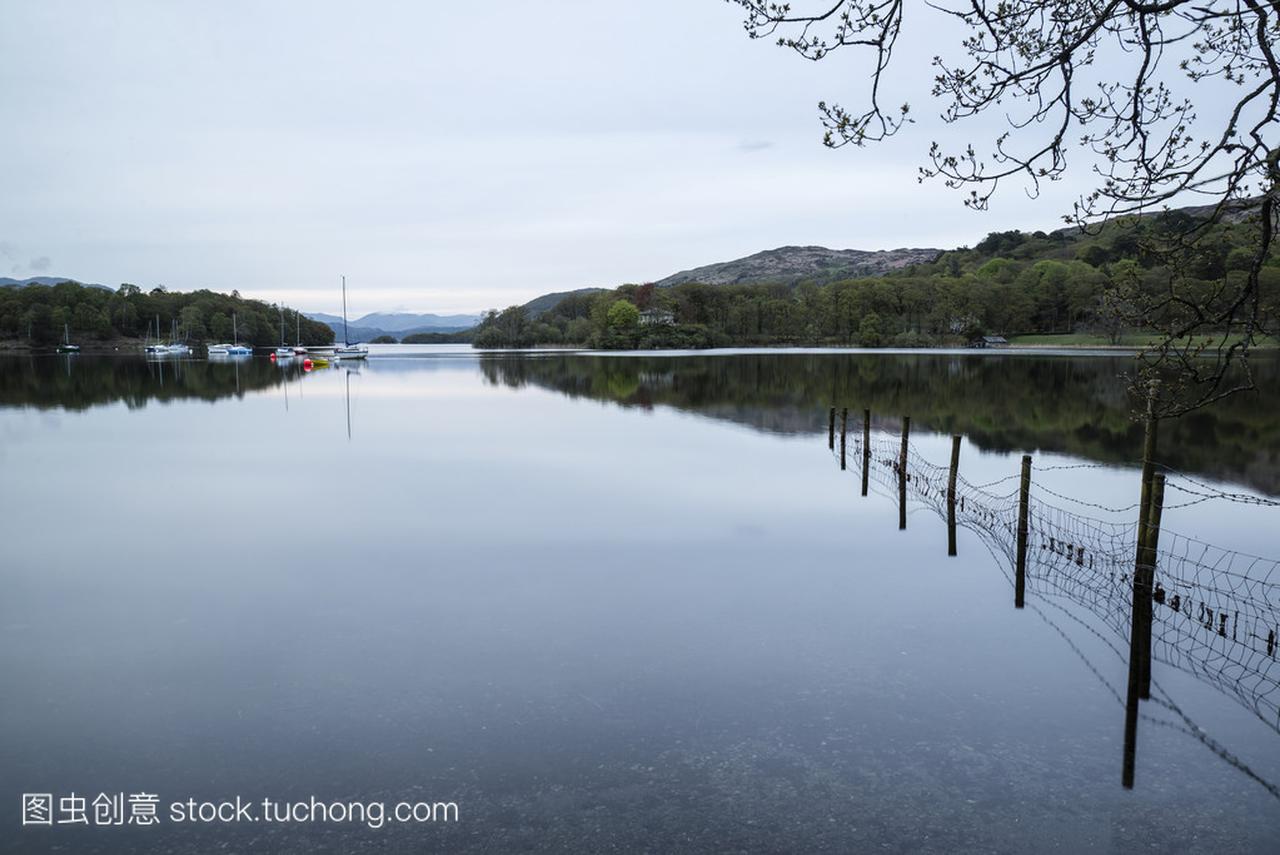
[824,407,1280,739]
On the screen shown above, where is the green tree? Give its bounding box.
[606,299,639,331]
[857,312,883,347]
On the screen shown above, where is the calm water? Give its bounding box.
[1,347,1278,853]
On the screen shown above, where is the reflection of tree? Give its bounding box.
[481,353,1280,494]
[0,356,305,411]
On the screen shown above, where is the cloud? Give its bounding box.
[28,256,51,271]
[737,140,773,153]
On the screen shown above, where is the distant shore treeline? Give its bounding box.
[0,282,334,347]
[474,213,1279,349]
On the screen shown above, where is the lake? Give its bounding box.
[2,346,1278,853]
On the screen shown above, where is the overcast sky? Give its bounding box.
[1,2,1117,314]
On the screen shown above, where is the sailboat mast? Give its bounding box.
[296,310,300,346]
[233,313,238,345]
[342,275,349,346]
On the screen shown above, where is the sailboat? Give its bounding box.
[145,316,191,356]
[293,310,308,356]
[166,318,191,356]
[56,322,80,354]
[273,306,294,359]
[144,315,167,355]
[208,313,252,357]
[334,276,368,359]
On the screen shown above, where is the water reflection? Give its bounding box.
[831,418,1280,798]
[2,349,1278,851]
[0,354,310,411]
[5,352,1278,495]
[479,352,1280,495]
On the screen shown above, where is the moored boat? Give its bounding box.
[335,343,368,359]
[273,306,293,358]
[292,310,307,355]
[334,276,368,359]
[209,314,252,357]
[56,323,80,354]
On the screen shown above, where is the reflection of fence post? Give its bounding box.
[1015,455,1032,609]
[947,435,961,556]
[1137,473,1166,699]
[828,406,836,450]
[898,416,910,530]
[1125,470,1164,788]
[861,409,871,497]
[840,407,848,470]
[1123,618,1140,788]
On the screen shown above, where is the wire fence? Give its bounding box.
[826,415,1280,733]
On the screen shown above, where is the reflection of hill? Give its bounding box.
[480,353,1280,495]
[0,356,303,411]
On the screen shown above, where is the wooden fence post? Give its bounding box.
[898,417,911,530]
[1137,472,1166,699]
[861,409,871,497]
[1133,381,1160,592]
[828,406,836,450]
[1015,455,1032,609]
[947,435,961,556]
[840,407,848,470]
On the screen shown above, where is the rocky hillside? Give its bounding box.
[654,245,943,288]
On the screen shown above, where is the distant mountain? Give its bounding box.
[307,312,346,327]
[305,310,481,342]
[521,246,942,315]
[353,311,479,332]
[0,276,111,290]
[654,245,943,288]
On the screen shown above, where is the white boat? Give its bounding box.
[57,323,80,354]
[272,306,294,359]
[144,316,191,357]
[334,275,368,359]
[143,315,163,354]
[335,343,368,359]
[292,310,307,355]
[209,314,252,357]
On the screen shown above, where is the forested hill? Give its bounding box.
[482,205,1278,349]
[0,282,333,348]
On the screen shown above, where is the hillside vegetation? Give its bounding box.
[0,282,333,348]
[478,210,1279,349]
